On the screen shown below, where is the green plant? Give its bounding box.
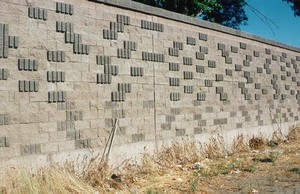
[289,167,300,174]
[268,152,279,163]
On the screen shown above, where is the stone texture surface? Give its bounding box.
[0,0,299,164]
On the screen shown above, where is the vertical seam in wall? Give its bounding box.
[152,24,158,153]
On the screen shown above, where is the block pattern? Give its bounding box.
[48,91,67,103]
[19,80,39,92]
[0,136,9,147]
[28,7,48,20]
[141,20,164,32]
[0,114,9,125]
[47,71,65,82]
[0,69,9,80]
[0,24,19,58]
[142,52,165,62]
[47,51,66,62]
[117,14,130,25]
[56,2,74,15]
[18,59,38,71]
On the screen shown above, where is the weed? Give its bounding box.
[268,151,279,163]
[289,167,300,174]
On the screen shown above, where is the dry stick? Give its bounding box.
[100,118,118,164]
[106,119,118,160]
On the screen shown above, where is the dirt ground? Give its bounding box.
[2,127,300,193]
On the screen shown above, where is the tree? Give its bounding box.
[283,0,300,16]
[133,0,248,29]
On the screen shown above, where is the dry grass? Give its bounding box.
[2,125,300,193]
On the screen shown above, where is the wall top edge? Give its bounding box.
[90,0,300,53]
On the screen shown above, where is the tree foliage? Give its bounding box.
[283,0,300,16]
[133,0,248,29]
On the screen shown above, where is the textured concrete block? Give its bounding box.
[0,69,8,80]
[130,67,143,76]
[240,42,246,49]
[208,60,216,68]
[184,85,193,94]
[117,14,130,25]
[231,46,238,53]
[124,41,137,51]
[226,69,232,76]
[199,33,208,41]
[187,36,196,45]
[169,63,179,71]
[197,92,206,101]
[196,65,205,73]
[204,80,213,87]
[97,73,112,84]
[169,77,180,86]
[111,92,125,102]
[169,48,179,56]
[173,41,183,50]
[196,52,205,60]
[170,92,180,101]
[118,83,131,93]
[183,71,193,80]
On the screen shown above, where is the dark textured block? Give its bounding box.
[253,51,259,57]
[183,71,193,79]
[169,77,180,86]
[243,60,250,66]
[225,57,232,64]
[213,118,227,125]
[197,92,206,101]
[208,60,216,68]
[215,74,223,81]
[170,92,180,101]
[111,92,126,102]
[231,46,238,53]
[200,46,208,54]
[246,55,252,61]
[97,55,111,65]
[265,48,271,55]
[169,48,179,57]
[130,67,144,77]
[117,48,131,59]
[255,83,261,89]
[117,14,130,25]
[169,63,179,71]
[196,65,205,73]
[218,43,225,50]
[257,67,263,73]
[173,41,183,50]
[272,55,277,61]
[184,85,193,94]
[235,64,242,71]
[240,42,246,49]
[204,80,213,87]
[196,52,205,60]
[199,33,208,41]
[176,128,185,136]
[183,57,192,65]
[226,69,232,76]
[187,36,196,45]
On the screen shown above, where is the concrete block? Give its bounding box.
[196,65,205,73]
[199,33,208,41]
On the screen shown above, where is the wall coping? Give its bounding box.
[90,0,300,53]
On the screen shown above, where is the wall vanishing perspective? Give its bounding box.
[0,0,300,163]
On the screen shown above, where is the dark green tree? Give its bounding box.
[283,0,300,16]
[133,0,248,29]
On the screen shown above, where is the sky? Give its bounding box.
[240,0,300,48]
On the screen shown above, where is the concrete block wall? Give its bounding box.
[0,0,300,163]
